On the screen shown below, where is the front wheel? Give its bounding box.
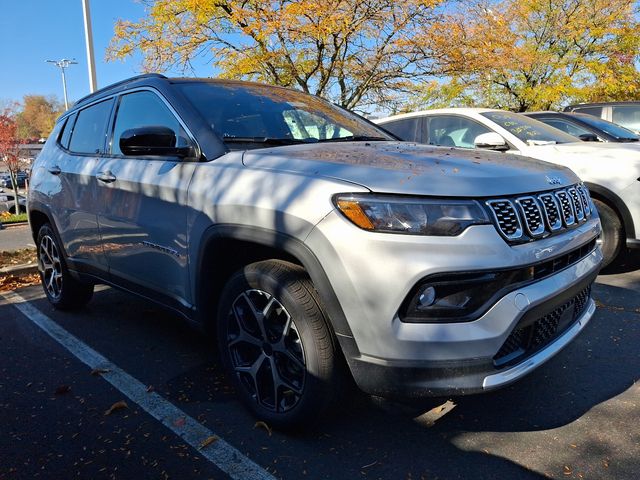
[37,224,94,310]
[593,199,623,269]
[217,260,342,430]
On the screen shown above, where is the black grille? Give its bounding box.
[577,185,592,216]
[486,184,593,244]
[494,285,592,367]
[555,190,576,226]
[516,197,545,236]
[538,193,562,231]
[487,200,522,239]
[569,187,585,221]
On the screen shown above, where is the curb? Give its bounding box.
[1,222,28,229]
[0,264,38,276]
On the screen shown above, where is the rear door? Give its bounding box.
[52,99,113,275]
[94,89,198,308]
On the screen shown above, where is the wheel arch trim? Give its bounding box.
[194,224,357,343]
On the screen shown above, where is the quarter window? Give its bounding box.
[68,100,113,154]
[58,113,77,149]
[111,91,186,156]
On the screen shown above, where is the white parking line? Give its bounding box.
[2,290,275,480]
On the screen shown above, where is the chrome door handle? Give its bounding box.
[96,171,117,183]
[48,165,61,175]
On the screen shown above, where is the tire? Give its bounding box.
[593,199,623,269]
[217,260,341,430]
[37,224,94,310]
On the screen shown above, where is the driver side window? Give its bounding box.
[111,91,188,156]
[425,116,491,148]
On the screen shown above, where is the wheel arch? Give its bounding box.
[28,206,54,244]
[584,182,634,239]
[194,225,356,344]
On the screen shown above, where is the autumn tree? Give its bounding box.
[108,0,445,112]
[16,95,64,141]
[0,111,25,214]
[416,0,640,111]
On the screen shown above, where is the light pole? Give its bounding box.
[46,59,78,110]
[82,0,98,93]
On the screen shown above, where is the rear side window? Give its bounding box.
[68,99,113,154]
[381,118,420,141]
[572,106,603,118]
[58,113,77,149]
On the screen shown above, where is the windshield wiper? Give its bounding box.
[222,136,318,146]
[316,135,389,143]
[619,138,639,142]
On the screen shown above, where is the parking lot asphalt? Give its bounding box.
[0,224,35,252]
[1,261,639,480]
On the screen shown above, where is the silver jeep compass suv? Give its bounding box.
[29,74,602,429]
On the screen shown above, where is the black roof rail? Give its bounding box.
[74,73,168,106]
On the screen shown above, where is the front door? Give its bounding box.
[95,90,198,308]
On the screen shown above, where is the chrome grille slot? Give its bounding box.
[538,193,562,231]
[568,187,585,222]
[577,184,591,216]
[555,190,576,226]
[486,200,523,240]
[516,197,545,237]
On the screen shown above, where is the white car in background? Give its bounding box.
[376,108,640,267]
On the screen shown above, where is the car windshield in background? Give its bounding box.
[177,81,392,148]
[482,111,578,145]
[574,114,640,141]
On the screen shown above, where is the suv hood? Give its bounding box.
[242,142,579,197]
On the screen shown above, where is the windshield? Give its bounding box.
[573,113,640,141]
[177,81,392,148]
[481,111,578,145]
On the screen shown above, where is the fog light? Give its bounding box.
[417,286,436,310]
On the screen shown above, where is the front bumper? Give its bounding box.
[341,268,598,398]
[307,210,602,397]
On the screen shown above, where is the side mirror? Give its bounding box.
[119,126,194,158]
[578,133,599,142]
[474,132,509,151]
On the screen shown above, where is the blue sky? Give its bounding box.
[0,0,214,105]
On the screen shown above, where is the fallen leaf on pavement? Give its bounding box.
[104,400,128,416]
[199,436,219,449]
[254,421,272,436]
[413,400,457,427]
[146,385,154,392]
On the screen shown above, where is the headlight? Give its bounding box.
[333,194,489,235]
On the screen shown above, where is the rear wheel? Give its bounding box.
[593,199,623,268]
[37,224,94,310]
[217,260,341,430]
